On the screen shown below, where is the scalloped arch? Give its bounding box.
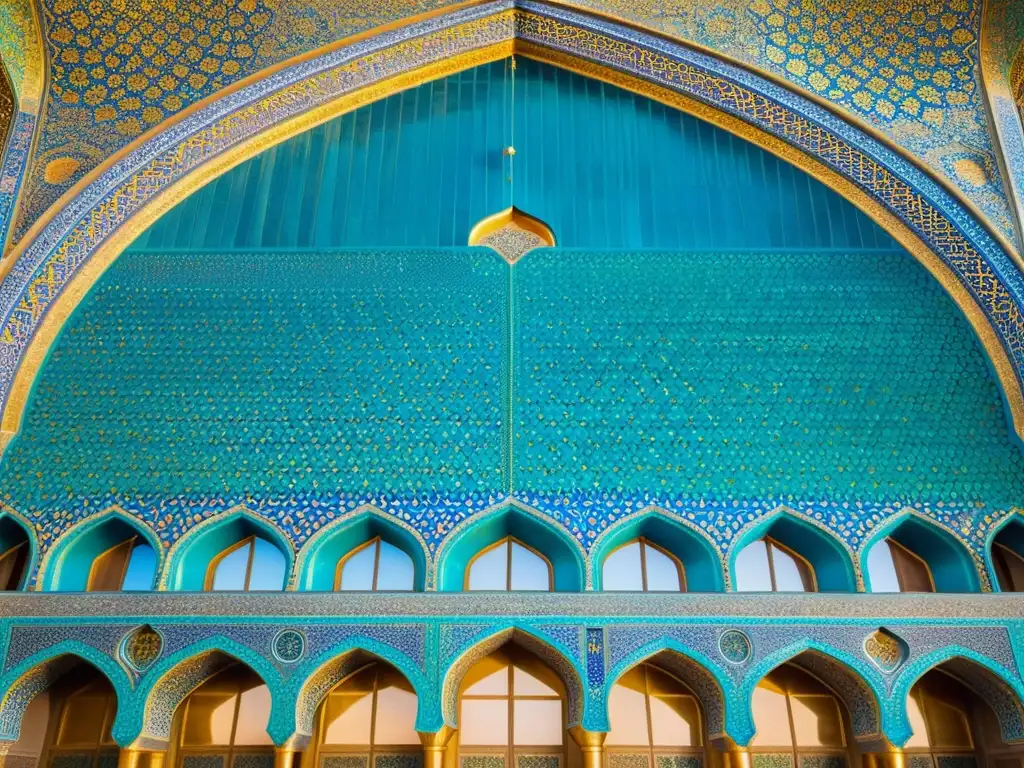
[38,506,163,592]
[604,635,732,739]
[131,634,286,747]
[890,646,1024,746]
[162,506,294,591]
[288,636,431,739]
[0,640,133,743]
[294,505,432,591]
[739,638,887,746]
[1,1,1023,458]
[439,623,587,730]
[727,506,859,592]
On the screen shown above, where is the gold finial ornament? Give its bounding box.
[468,206,556,263]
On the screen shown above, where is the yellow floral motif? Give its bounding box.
[748,0,979,122]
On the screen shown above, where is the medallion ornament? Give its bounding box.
[121,624,163,672]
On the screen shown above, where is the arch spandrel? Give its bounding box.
[891,647,1024,748]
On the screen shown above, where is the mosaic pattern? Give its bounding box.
[50,756,92,768]
[0,654,78,739]
[609,755,649,768]
[0,0,42,107]
[294,652,370,736]
[655,757,700,768]
[863,629,907,674]
[122,625,163,672]
[2,245,1022,578]
[799,757,845,768]
[182,758,224,768]
[907,757,933,768]
[719,631,752,665]
[0,111,34,251]
[233,755,274,768]
[788,651,879,739]
[142,651,237,742]
[516,757,559,768]
[4,4,1024,507]
[324,758,369,768]
[752,755,793,768]
[273,630,305,664]
[934,758,976,768]
[941,657,1024,742]
[375,755,422,768]
[14,0,1019,245]
[461,757,504,768]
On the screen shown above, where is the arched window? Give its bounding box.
[41,667,119,768]
[206,536,287,591]
[991,522,1024,593]
[0,518,30,591]
[87,536,157,591]
[906,671,980,768]
[603,539,685,592]
[313,660,419,765]
[866,538,934,593]
[336,538,415,591]
[735,538,815,592]
[176,665,273,766]
[606,664,703,767]
[466,538,552,591]
[459,646,565,766]
[751,665,847,766]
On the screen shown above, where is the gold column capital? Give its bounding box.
[711,738,752,768]
[118,748,167,768]
[862,743,905,768]
[419,725,456,768]
[274,746,302,768]
[569,726,607,768]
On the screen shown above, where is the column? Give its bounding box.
[419,726,455,768]
[862,744,905,768]
[274,746,301,768]
[713,738,752,768]
[118,748,167,768]
[569,727,607,768]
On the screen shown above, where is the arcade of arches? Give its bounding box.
[5,646,1024,768]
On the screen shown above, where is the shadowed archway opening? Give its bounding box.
[863,517,981,594]
[990,518,1024,592]
[42,513,158,592]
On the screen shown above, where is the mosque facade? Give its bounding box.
[0,5,1024,768]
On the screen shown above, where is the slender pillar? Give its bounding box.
[118,748,167,768]
[862,744,905,768]
[569,727,607,768]
[714,740,752,768]
[419,726,455,768]
[275,747,301,768]
[0,742,11,768]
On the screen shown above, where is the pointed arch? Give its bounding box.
[440,624,586,730]
[0,507,36,590]
[859,511,982,593]
[436,502,587,592]
[892,646,1024,746]
[985,510,1024,591]
[163,507,294,591]
[39,507,162,592]
[605,636,732,740]
[0,641,132,743]
[591,508,725,592]
[728,507,857,592]
[132,635,285,748]
[295,506,430,591]
[741,639,886,747]
[1,2,1023,459]
[290,638,429,741]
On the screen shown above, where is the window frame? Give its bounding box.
[992,542,1024,593]
[205,536,286,592]
[312,661,422,766]
[603,538,686,593]
[886,538,936,593]
[458,651,567,768]
[750,676,848,767]
[464,537,554,592]
[174,674,275,768]
[904,672,979,768]
[604,663,706,768]
[40,677,118,768]
[335,537,414,592]
[86,536,138,592]
[0,539,29,591]
[763,537,817,593]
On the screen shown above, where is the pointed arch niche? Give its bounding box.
[296,511,427,592]
[436,507,586,593]
[165,511,292,592]
[861,515,981,594]
[41,511,159,592]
